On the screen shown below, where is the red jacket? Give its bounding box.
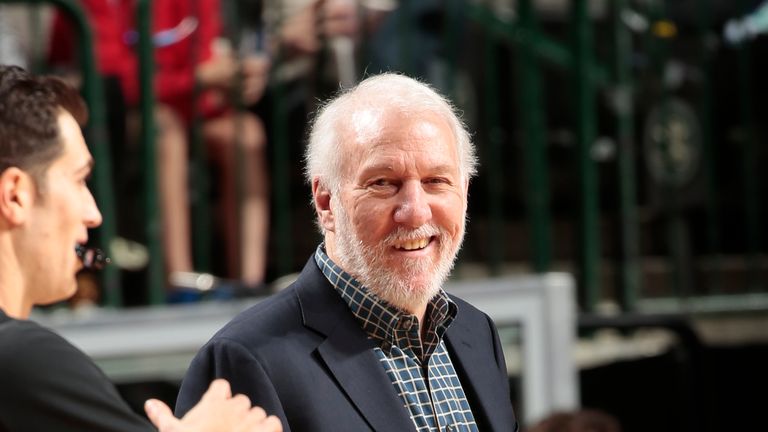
[49,0,224,120]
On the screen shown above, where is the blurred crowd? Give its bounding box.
[0,0,400,305]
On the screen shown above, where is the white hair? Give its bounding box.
[304,73,477,195]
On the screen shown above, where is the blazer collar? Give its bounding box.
[445,308,513,432]
[295,258,415,431]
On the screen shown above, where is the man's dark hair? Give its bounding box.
[0,64,88,186]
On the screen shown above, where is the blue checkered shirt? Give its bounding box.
[314,246,479,432]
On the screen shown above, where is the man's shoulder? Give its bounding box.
[0,316,94,381]
[211,263,329,344]
[217,284,303,338]
[0,316,71,359]
[445,292,499,342]
[447,293,490,321]
[0,317,153,431]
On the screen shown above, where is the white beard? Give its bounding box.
[331,196,464,312]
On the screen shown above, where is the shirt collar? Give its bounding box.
[314,245,457,359]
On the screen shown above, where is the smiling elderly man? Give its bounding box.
[176,73,518,432]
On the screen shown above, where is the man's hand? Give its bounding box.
[280,0,360,55]
[240,55,270,105]
[195,50,270,106]
[196,53,240,90]
[144,379,282,432]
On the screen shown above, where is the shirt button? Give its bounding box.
[446,426,454,432]
[399,318,411,330]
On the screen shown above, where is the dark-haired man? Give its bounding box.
[0,64,281,432]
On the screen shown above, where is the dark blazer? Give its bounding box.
[176,258,518,432]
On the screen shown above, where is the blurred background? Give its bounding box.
[1,0,767,430]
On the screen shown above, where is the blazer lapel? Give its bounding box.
[296,260,415,432]
[317,323,415,431]
[445,315,512,431]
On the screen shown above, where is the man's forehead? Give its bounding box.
[345,108,452,145]
[55,110,92,167]
[339,113,459,176]
[348,108,383,145]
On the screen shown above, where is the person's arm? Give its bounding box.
[0,323,155,432]
[153,0,222,102]
[0,322,281,432]
[278,0,360,56]
[176,339,288,431]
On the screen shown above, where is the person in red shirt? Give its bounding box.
[49,0,271,293]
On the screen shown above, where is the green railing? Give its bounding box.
[135,0,164,305]
[466,1,607,309]
[15,0,766,314]
[612,0,641,310]
[462,0,767,313]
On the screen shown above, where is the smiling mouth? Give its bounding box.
[393,237,433,251]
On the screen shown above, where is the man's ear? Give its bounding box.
[0,167,35,226]
[312,177,335,233]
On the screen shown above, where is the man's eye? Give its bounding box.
[372,179,391,187]
[425,177,449,185]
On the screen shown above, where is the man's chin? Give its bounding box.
[368,272,442,311]
[39,283,77,306]
[60,280,79,302]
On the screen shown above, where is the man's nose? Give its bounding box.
[393,181,432,227]
[84,190,103,228]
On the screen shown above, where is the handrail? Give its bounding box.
[466,3,610,87]
[612,0,641,311]
[268,8,294,277]
[468,1,603,310]
[135,0,164,305]
[517,0,552,273]
[27,0,758,313]
[571,0,601,311]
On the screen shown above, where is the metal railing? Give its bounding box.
[11,0,766,314]
[464,0,766,314]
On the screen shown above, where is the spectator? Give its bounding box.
[49,0,271,294]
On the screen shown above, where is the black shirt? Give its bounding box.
[0,308,154,431]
